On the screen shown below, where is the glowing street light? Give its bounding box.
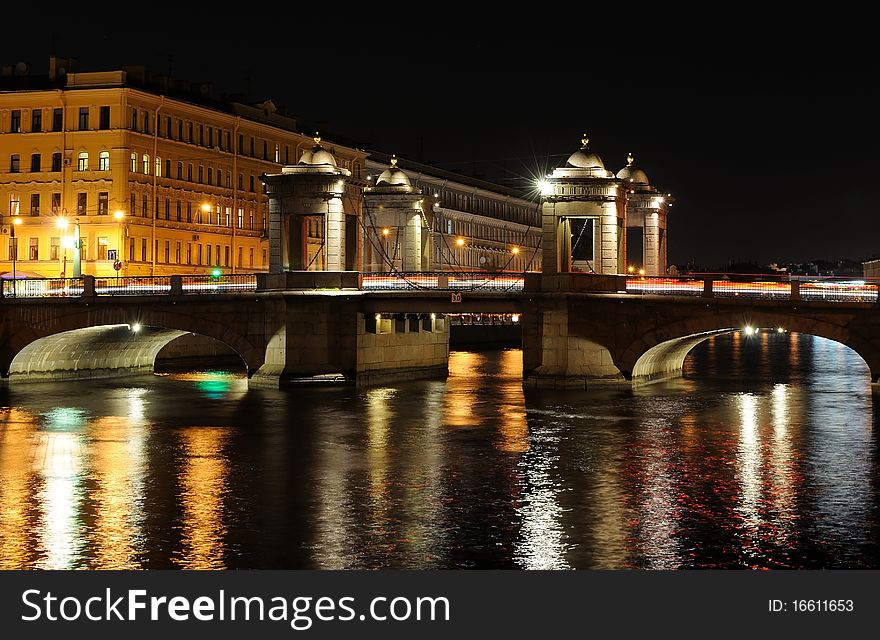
[456,237,465,247]
[511,246,520,255]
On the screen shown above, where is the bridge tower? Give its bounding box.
[540,135,625,275]
[261,134,353,272]
[362,156,434,272]
[617,153,671,276]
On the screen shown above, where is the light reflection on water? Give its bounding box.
[0,332,878,569]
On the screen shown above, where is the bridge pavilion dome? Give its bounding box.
[375,155,412,187]
[616,153,650,185]
[298,133,337,166]
[566,134,605,169]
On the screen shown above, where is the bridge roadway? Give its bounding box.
[1,272,879,390]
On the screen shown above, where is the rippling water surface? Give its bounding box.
[1,331,878,569]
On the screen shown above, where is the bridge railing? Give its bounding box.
[361,271,525,291]
[182,274,257,294]
[1,277,85,298]
[626,274,879,303]
[95,276,172,295]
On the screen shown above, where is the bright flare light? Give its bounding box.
[638,268,645,276]
[131,323,141,333]
[511,246,520,255]
[114,210,125,220]
[537,179,552,195]
[777,327,785,333]
[456,237,465,247]
[56,218,68,229]
[744,326,755,336]
[382,228,390,236]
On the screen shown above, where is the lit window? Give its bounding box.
[77,152,89,171]
[98,151,110,171]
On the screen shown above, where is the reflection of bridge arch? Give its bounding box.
[0,302,265,380]
[618,310,880,382]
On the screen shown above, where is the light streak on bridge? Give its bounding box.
[1,273,877,303]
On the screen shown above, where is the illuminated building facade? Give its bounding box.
[0,57,366,278]
[365,153,541,273]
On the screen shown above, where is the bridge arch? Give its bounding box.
[0,304,264,381]
[616,310,880,382]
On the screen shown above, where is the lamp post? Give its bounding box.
[10,216,22,297]
[114,210,125,275]
[56,216,68,277]
[72,217,82,277]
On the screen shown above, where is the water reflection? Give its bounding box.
[0,332,877,569]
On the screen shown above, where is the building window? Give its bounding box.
[9,193,20,216]
[226,172,231,189]
[175,242,181,264]
[129,237,135,261]
[98,151,110,171]
[10,154,20,172]
[130,192,136,216]
[77,152,88,171]
[143,153,150,174]
[98,192,108,215]
[176,200,181,222]
[207,127,213,148]
[165,159,171,178]
[29,237,38,260]
[30,153,41,172]
[249,175,255,192]
[8,237,17,261]
[143,111,150,135]
[186,202,192,223]
[217,170,222,187]
[237,246,242,268]
[275,143,280,163]
[249,136,255,157]
[225,131,231,150]
[197,124,203,146]
[178,119,183,140]
[238,133,243,154]
[52,152,62,172]
[216,244,221,266]
[215,206,221,226]
[262,140,268,160]
[186,122,192,143]
[238,173,243,189]
[207,167,213,185]
[206,244,212,265]
[78,107,89,130]
[237,208,243,229]
[198,165,203,183]
[262,249,267,267]
[50,237,60,261]
[186,243,192,265]
[52,192,61,213]
[99,106,110,130]
[130,152,137,172]
[142,194,148,218]
[225,207,231,227]
[225,245,230,267]
[155,156,161,177]
[165,198,170,220]
[285,146,290,164]
[164,240,170,263]
[187,163,193,181]
[30,193,40,215]
[177,161,183,180]
[142,238,147,261]
[77,192,87,215]
[98,237,108,260]
[10,110,21,133]
[53,108,63,132]
[131,108,138,131]
[31,109,42,133]
[165,115,171,138]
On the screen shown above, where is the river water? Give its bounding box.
[1,331,878,569]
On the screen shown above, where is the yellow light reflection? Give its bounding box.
[496,350,529,453]
[736,394,763,539]
[0,408,40,568]
[444,352,483,427]
[177,427,229,569]
[87,412,146,569]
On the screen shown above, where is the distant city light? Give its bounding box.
[131,323,141,333]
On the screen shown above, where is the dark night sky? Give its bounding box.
[4,18,879,268]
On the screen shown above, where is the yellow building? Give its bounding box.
[0,57,366,279]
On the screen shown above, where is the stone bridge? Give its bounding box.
[1,273,879,391]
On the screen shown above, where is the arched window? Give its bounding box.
[77,152,89,171]
[155,156,161,177]
[98,150,110,171]
[142,153,150,174]
[131,152,137,172]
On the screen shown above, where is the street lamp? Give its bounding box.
[10,216,22,297]
[114,210,125,275]
[56,216,69,277]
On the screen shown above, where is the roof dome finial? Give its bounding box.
[581,133,589,148]
[390,154,398,167]
[314,132,321,145]
[626,152,634,166]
